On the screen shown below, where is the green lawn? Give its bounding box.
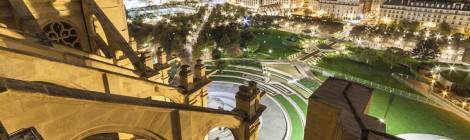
[224,59,262,69]
[207,65,264,75]
[289,95,308,115]
[248,29,305,59]
[267,64,302,77]
[274,95,304,140]
[317,56,421,95]
[368,90,470,140]
[218,71,243,77]
[209,76,247,84]
[298,78,320,90]
[269,75,312,98]
[439,69,470,97]
[210,76,305,140]
[311,70,329,81]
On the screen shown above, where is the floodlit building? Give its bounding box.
[380,0,470,33]
[231,0,303,11]
[312,0,382,20]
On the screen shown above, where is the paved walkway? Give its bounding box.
[207,82,288,140]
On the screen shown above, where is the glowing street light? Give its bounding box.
[447,35,453,40]
[425,32,431,38]
[442,91,448,97]
[379,118,385,123]
[435,33,442,40]
[382,17,392,24]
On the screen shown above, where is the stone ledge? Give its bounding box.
[0,77,239,116]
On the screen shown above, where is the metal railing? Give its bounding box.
[310,66,438,105]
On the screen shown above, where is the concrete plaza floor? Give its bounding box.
[207,82,288,140]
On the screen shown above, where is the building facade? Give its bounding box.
[231,0,303,12]
[380,0,470,33]
[313,0,381,20]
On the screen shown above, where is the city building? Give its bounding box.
[312,0,382,21]
[380,0,470,33]
[230,0,303,13]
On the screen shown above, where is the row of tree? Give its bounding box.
[345,39,441,69]
[193,4,250,59]
[128,6,208,58]
[250,15,345,34]
[349,20,468,45]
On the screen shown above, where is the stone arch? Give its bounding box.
[200,121,241,140]
[40,18,84,51]
[70,125,166,140]
[204,126,240,140]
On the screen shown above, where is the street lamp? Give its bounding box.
[442,90,448,97]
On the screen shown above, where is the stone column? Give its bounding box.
[179,65,194,91]
[194,59,206,82]
[234,81,266,140]
[153,47,170,84]
[156,47,167,66]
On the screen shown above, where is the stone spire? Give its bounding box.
[179,65,194,91]
[234,81,266,140]
[194,59,206,82]
[156,47,167,67]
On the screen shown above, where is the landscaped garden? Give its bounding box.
[248,29,309,59]
[273,95,304,140]
[315,51,421,95]
[208,75,305,140]
[439,69,470,98]
[368,90,470,140]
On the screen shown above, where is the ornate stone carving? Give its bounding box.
[43,21,81,49]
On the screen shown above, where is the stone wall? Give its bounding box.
[0,77,243,140]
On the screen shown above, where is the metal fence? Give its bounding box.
[310,66,438,105]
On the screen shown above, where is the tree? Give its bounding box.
[212,48,227,72]
[227,43,243,57]
[303,9,313,16]
[437,22,453,35]
[349,25,367,38]
[218,34,231,48]
[452,32,465,44]
[240,30,256,48]
[215,60,227,72]
[382,47,411,69]
[412,39,440,61]
[359,47,380,64]
[346,47,379,64]
[399,20,420,33]
[246,43,260,54]
[211,48,223,60]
